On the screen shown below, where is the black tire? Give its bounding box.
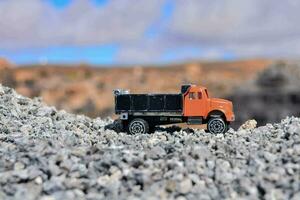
[128,118,149,134]
[207,117,228,134]
[226,122,230,132]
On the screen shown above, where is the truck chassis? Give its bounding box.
[114,85,234,134]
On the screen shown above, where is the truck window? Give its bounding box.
[198,92,202,99]
[189,92,196,100]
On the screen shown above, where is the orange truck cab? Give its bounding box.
[183,85,235,121]
[114,84,235,134]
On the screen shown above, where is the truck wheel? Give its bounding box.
[207,117,228,134]
[128,118,149,134]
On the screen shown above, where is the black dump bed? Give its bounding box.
[115,94,183,114]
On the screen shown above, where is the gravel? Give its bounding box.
[1,84,300,200]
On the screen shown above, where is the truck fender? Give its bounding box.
[206,110,226,120]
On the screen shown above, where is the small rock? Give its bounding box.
[178,178,192,194]
[35,176,43,185]
[37,107,55,117]
[265,173,280,182]
[147,146,166,159]
[165,180,177,192]
[20,124,32,134]
[291,192,300,200]
[71,147,87,157]
[14,162,25,171]
[40,196,55,200]
[43,176,65,192]
[97,175,110,186]
[264,152,277,163]
[207,160,215,169]
[238,119,257,131]
[110,168,122,182]
[176,196,187,200]
[0,86,4,95]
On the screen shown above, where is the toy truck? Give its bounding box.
[113,84,235,134]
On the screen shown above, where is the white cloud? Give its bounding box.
[116,45,163,64]
[0,0,164,48]
[1,0,300,62]
[117,0,300,62]
[167,0,300,58]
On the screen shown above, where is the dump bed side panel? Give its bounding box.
[115,94,183,114]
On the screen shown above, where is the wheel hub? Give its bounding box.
[130,121,145,134]
[208,118,226,134]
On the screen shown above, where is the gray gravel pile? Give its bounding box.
[1,84,300,200]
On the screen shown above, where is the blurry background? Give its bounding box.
[1,0,300,127]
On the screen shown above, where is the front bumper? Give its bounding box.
[226,113,235,122]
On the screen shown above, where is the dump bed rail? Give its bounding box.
[115,94,183,114]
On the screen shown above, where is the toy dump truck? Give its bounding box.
[114,84,235,134]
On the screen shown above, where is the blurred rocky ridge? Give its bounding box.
[0,58,13,70]
[0,59,270,120]
[2,58,300,128]
[230,61,300,127]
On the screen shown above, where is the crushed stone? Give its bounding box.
[1,84,300,200]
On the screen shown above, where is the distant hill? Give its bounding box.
[0,59,272,119]
[0,58,12,70]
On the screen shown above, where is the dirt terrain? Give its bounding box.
[0,59,271,118]
[1,84,300,200]
[230,61,300,127]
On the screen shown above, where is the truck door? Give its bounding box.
[184,89,206,116]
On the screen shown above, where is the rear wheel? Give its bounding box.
[207,117,228,134]
[128,118,149,134]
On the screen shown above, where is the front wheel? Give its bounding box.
[207,117,228,134]
[128,118,149,134]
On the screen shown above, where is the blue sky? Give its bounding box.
[5,0,117,65]
[1,0,298,65]
[0,45,118,64]
[0,0,234,65]
[49,0,109,8]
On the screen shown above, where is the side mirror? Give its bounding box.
[113,89,130,96]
